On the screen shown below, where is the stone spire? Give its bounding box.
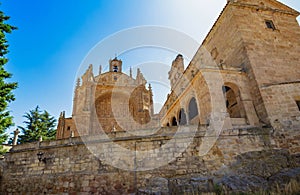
[82,64,94,84]
[148,83,154,116]
[148,83,152,94]
[99,65,102,75]
[168,54,184,90]
[136,68,146,85]
[130,67,132,78]
[60,111,65,118]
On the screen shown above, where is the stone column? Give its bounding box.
[12,129,20,146]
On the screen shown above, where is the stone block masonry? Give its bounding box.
[1,125,298,194]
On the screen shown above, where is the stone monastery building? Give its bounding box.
[57,0,300,139]
[2,0,300,194]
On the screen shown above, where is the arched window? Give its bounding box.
[113,65,118,72]
[188,97,198,120]
[171,117,177,126]
[178,108,187,125]
[222,85,241,118]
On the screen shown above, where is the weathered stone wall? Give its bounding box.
[232,0,300,126]
[262,83,300,128]
[1,137,135,194]
[199,1,269,124]
[1,125,298,194]
[237,0,300,85]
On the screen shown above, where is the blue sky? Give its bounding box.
[2,0,300,137]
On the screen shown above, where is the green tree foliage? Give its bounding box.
[0,9,17,154]
[18,106,57,143]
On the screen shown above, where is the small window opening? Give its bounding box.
[113,66,118,72]
[67,126,71,131]
[296,101,300,111]
[265,20,275,30]
[171,117,177,126]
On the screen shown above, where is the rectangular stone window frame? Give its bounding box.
[265,20,276,30]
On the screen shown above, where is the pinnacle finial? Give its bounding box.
[137,68,141,75]
[130,67,132,78]
[149,83,152,88]
[99,65,102,75]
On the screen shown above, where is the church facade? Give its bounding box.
[56,58,154,139]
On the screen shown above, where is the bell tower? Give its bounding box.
[109,57,122,73]
[168,54,184,90]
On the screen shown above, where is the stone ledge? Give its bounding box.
[9,126,272,153]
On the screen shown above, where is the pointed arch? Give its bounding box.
[178,108,187,125]
[188,97,199,120]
